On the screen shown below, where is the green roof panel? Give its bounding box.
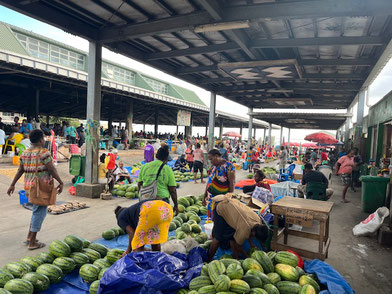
[0,23,28,55]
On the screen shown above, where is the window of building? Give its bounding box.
[143,76,169,94]
[16,33,49,60]
[102,63,135,85]
[2,112,13,117]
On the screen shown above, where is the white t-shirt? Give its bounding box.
[20,138,31,149]
[0,129,6,145]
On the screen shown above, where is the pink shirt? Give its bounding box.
[338,155,354,175]
[193,148,204,162]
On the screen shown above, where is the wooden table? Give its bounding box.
[271,196,333,260]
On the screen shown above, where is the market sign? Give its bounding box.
[177,110,191,126]
[285,207,314,227]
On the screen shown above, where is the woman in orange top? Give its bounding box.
[185,146,194,171]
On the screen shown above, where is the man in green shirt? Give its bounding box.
[138,145,179,214]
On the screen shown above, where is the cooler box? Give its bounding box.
[360,176,389,213]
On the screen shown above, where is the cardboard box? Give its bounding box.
[293,173,303,181]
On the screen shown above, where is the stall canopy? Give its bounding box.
[305,132,339,145]
[2,0,391,130]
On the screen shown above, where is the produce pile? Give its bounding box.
[101,226,126,241]
[261,167,279,175]
[0,235,124,294]
[177,250,322,294]
[174,170,208,183]
[110,183,138,199]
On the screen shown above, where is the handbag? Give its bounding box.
[28,149,57,206]
[139,162,165,201]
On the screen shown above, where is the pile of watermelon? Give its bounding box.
[177,250,322,294]
[101,227,126,241]
[111,183,138,199]
[0,235,124,294]
[177,195,207,215]
[174,169,208,183]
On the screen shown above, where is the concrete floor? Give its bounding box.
[0,153,391,293]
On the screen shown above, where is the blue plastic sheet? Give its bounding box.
[304,259,355,294]
[41,270,89,294]
[98,247,207,294]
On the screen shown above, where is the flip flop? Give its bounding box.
[28,242,46,250]
[341,200,350,203]
[24,240,39,245]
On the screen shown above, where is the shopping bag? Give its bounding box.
[352,207,389,236]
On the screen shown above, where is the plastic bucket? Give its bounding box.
[12,156,20,166]
[19,190,28,205]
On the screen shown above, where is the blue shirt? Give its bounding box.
[19,123,33,134]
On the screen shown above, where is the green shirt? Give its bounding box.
[137,160,176,199]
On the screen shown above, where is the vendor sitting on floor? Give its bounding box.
[113,161,132,183]
[297,163,333,199]
[243,167,271,194]
[115,200,173,257]
[208,194,269,260]
[173,154,187,172]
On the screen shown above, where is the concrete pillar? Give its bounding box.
[143,123,145,132]
[46,114,49,125]
[240,124,243,136]
[345,118,350,149]
[35,89,40,121]
[205,118,208,137]
[219,120,223,140]
[253,126,256,138]
[176,125,179,140]
[154,109,159,136]
[268,123,272,146]
[280,125,283,145]
[247,107,253,148]
[288,128,291,145]
[126,100,133,141]
[354,89,366,148]
[263,128,266,145]
[84,41,102,185]
[208,92,216,150]
[108,96,113,134]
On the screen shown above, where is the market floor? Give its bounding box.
[0,156,391,293]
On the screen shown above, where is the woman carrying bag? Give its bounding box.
[7,129,63,250]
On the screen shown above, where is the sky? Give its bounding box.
[1,6,391,142]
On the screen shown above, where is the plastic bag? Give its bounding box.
[99,247,207,294]
[68,186,76,196]
[352,207,389,236]
[161,240,186,255]
[183,236,199,253]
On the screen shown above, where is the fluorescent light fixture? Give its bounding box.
[194,20,250,33]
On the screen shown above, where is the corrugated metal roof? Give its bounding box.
[0,23,27,55]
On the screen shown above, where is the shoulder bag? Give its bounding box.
[28,149,57,206]
[139,162,165,201]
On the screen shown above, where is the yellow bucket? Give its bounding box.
[12,156,20,166]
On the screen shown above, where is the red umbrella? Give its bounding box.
[222,131,242,138]
[302,142,318,148]
[282,142,300,147]
[304,132,338,145]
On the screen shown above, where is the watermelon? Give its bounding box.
[263,283,280,294]
[189,276,212,291]
[5,262,30,278]
[49,240,72,257]
[267,251,277,263]
[80,238,91,248]
[178,213,188,222]
[70,252,90,268]
[207,260,226,284]
[181,223,191,234]
[0,270,13,287]
[111,227,122,236]
[178,198,190,207]
[198,285,216,294]
[299,284,316,294]
[4,279,34,294]
[250,289,268,294]
[88,243,108,258]
[169,223,177,231]
[172,219,181,228]
[176,231,187,240]
[230,279,251,294]
[242,258,263,272]
[201,264,209,276]
[199,206,207,215]
[226,263,244,280]
[53,257,76,274]
[276,281,301,294]
[275,264,299,282]
[64,235,84,252]
[298,275,320,293]
[105,248,124,264]
[243,273,263,288]
[267,273,281,284]
[274,252,299,267]
[81,248,101,263]
[89,280,100,294]
[252,251,274,274]
[220,258,241,268]
[247,270,271,285]
[93,258,111,270]
[0,289,11,294]
[20,257,43,272]
[102,230,116,240]
[22,272,50,293]
[215,275,231,292]
[189,215,201,223]
[36,253,55,264]
[79,264,100,283]
[98,267,108,279]
[36,264,63,284]
[191,224,202,234]
[178,204,185,213]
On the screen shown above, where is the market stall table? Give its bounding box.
[271,196,333,260]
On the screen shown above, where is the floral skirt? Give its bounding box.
[131,200,173,250]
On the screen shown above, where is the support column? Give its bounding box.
[35,89,40,121]
[268,123,272,146]
[154,109,159,136]
[126,100,133,141]
[288,128,291,145]
[247,107,253,148]
[84,41,102,186]
[239,124,243,136]
[205,119,208,137]
[143,123,146,132]
[354,89,366,149]
[263,128,266,145]
[253,126,256,138]
[108,96,113,135]
[46,114,49,125]
[280,125,283,145]
[176,125,179,140]
[208,92,216,151]
[345,118,350,149]
[219,120,223,140]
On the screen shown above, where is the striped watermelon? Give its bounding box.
[36,264,63,284]
[200,264,209,276]
[36,253,55,264]
[64,235,84,252]
[189,276,212,291]
[93,258,111,270]
[81,248,101,263]
[88,243,108,258]
[252,251,274,274]
[220,259,241,268]
[80,238,91,248]
[0,269,13,287]
[197,285,216,294]
[242,258,263,272]
[53,257,76,274]
[296,267,306,277]
[214,275,231,292]
[0,288,11,294]
[275,264,299,282]
[226,263,244,280]
[102,230,116,240]
[230,279,251,294]
[267,272,281,284]
[49,240,71,257]
[274,252,299,267]
[207,260,226,284]
[89,280,100,294]
[298,275,320,293]
[20,257,44,272]
[79,264,100,283]
[98,267,108,280]
[105,248,124,264]
[263,283,280,294]
[243,273,263,288]
[22,272,50,293]
[247,270,271,285]
[299,284,316,294]
[250,289,268,294]
[4,279,34,294]
[276,281,301,294]
[5,262,30,278]
[70,252,90,268]
[267,251,277,263]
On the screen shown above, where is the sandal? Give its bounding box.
[24,240,39,245]
[28,242,46,250]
